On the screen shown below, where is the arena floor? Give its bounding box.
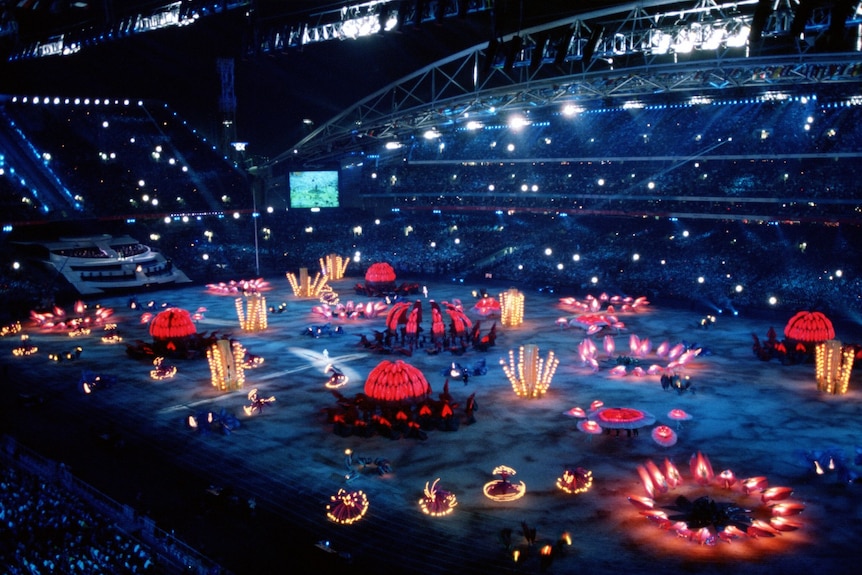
[2,275,861,575]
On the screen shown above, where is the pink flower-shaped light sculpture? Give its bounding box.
[578,420,603,435]
[30,300,114,333]
[651,425,677,447]
[564,406,587,418]
[206,278,270,295]
[668,409,692,429]
[628,452,804,546]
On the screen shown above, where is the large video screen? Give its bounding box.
[289,170,339,208]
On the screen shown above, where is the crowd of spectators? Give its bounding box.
[2,98,251,223]
[0,465,158,574]
[115,206,857,317]
[2,203,860,319]
[1,90,861,319]
[407,95,862,162]
[353,94,862,222]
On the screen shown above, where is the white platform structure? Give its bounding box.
[17,234,191,295]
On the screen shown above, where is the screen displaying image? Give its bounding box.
[289,171,340,208]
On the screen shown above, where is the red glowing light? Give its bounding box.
[651,425,678,447]
[629,453,804,547]
[690,451,715,485]
[742,476,768,494]
[719,469,737,489]
[578,420,603,435]
[761,486,793,503]
[597,407,645,423]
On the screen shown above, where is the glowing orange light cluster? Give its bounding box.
[207,339,246,392]
[500,288,525,327]
[556,467,593,494]
[235,293,268,332]
[500,344,559,398]
[419,478,458,517]
[483,465,527,502]
[320,254,350,280]
[815,339,855,394]
[100,324,123,343]
[12,334,38,356]
[286,268,331,298]
[48,346,82,361]
[628,452,805,545]
[150,357,177,380]
[326,488,369,525]
[1,321,22,337]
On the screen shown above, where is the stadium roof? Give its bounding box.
[2,1,862,166]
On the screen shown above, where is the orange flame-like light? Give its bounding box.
[690,451,714,485]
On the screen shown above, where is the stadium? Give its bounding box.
[1,2,862,574]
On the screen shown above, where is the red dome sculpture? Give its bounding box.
[364,262,397,292]
[364,360,430,402]
[784,311,835,342]
[149,308,197,340]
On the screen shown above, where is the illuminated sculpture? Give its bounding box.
[385,300,423,347]
[668,408,692,429]
[500,288,525,327]
[628,452,805,545]
[312,300,388,321]
[364,262,396,293]
[325,364,349,389]
[815,339,855,394]
[320,254,350,280]
[590,407,655,436]
[149,307,196,355]
[500,344,559,398]
[577,419,603,437]
[559,293,650,314]
[48,346,83,362]
[556,467,593,494]
[207,338,246,392]
[206,278,269,295]
[101,324,123,344]
[651,425,678,447]
[364,360,430,402]
[235,293,268,332]
[326,488,369,525]
[67,325,91,337]
[419,478,458,516]
[243,388,276,416]
[483,465,526,502]
[784,310,835,344]
[0,321,22,337]
[12,334,38,356]
[149,357,177,380]
[472,295,501,317]
[286,267,331,298]
[30,300,114,332]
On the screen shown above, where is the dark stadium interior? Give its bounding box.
[2,2,862,575]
